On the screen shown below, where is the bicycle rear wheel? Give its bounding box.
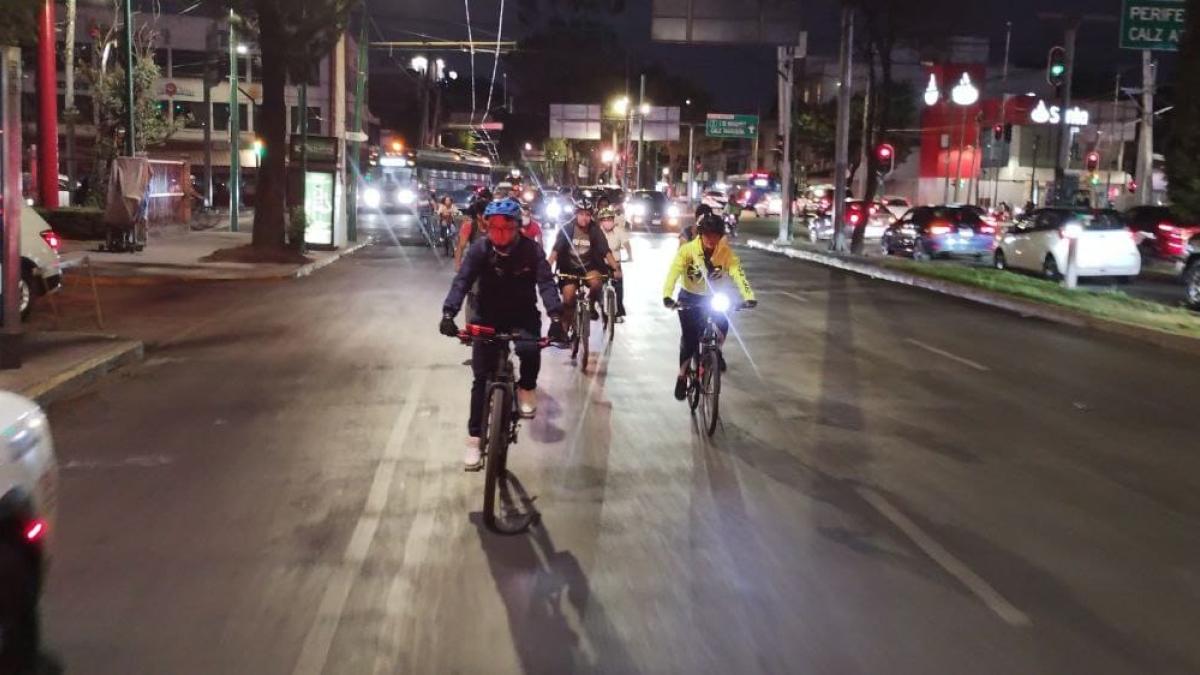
[687,358,701,411]
[578,299,590,372]
[604,286,617,341]
[482,389,509,531]
[699,350,721,436]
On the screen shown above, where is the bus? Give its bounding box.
[360,147,492,213]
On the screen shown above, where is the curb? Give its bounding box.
[62,238,374,287]
[744,238,1200,358]
[21,339,145,406]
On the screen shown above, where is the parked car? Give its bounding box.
[808,200,893,242]
[0,206,63,320]
[626,190,668,228]
[882,205,997,260]
[0,391,57,671]
[754,192,784,218]
[882,195,912,221]
[993,208,1141,281]
[1124,205,1200,263]
[1184,234,1200,309]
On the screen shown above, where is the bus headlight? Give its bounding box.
[397,189,416,205]
[363,187,382,209]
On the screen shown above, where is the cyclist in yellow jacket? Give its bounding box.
[662,213,756,400]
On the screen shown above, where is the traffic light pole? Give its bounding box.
[122,0,136,157]
[229,10,240,232]
[778,45,795,243]
[831,5,854,253]
[1053,20,1078,203]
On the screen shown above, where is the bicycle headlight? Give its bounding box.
[710,293,732,313]
[547,201,562,218]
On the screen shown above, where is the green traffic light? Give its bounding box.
[1050,64,1065,77]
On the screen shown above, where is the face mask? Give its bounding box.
[487,216,518,249]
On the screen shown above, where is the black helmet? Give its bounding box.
[476,187,494,202]
[696,213,727,236]
[467,197,491,217]
[575,198,595,214]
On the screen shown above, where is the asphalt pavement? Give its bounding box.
[40,223,1200,674]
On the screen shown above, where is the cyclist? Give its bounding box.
[597,207,631,321]
[440,197,565,470]
[683,191,728,244]
[455,197,490,270]
[663,213,756,400]
[547,201,623,332]
[520,201,544,246]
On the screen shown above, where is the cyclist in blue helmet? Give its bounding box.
[441,197,565,470]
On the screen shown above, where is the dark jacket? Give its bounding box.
[443,235,563,326]
[551,223,612,273]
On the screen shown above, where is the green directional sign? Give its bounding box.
[706,113,759,139]
[1120,0,1187,51]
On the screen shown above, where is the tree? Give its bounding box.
[220,0,358,252]
[0,0,38,46]
[1168,0,1200,220]
[77,15,185,206]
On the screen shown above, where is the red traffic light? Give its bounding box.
[1128,179,1138,193]
[876,143,894,161]
[993,124,1004,141]
[1085,150,1100,172]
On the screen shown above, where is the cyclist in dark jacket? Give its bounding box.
[441,198,565,470]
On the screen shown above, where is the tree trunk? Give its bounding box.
[251,1,288,250]
[850,54,877,254]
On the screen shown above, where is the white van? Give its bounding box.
[0,206,63,320]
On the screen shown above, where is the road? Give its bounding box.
[41,226,1200,674]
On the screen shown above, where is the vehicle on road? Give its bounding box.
[1124,205,1200,263]
[882,196,912,220]
[626,190,669,229]
[454,326,545,534]
[882,205,996,261]
[0,392,56,671]
[754,192,784,218]
[798,184,835,217]
[1184,234,1200,309]
[993,208,1141,281]
[1,206,63,321]
[808,200,893,243]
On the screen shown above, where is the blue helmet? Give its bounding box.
[483,197,522,220]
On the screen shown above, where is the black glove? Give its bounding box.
[547,319,566,343]
[663,297,676,309]
[439,315,459,337]
[742,299,758,309]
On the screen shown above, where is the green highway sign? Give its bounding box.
[1120,0,1187,51]
[706,114,759,139]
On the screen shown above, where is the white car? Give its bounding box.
[993,208,1141,281]
[754,192,784,217]
[883,196,912,221]
[0,207,63,320]
[0,392,57,669]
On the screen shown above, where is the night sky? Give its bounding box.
[366,0,1170,113]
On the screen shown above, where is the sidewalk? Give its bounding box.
[59,231,370,284]
[0,332,143,405]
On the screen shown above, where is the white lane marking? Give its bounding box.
[857,487,1031,627]
[778,291,808,303]
[904,338,990,372]
[292,369,430,675]
[62,455,173,470]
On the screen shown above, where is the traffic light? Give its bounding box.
[1128,179,1138,193]
[1047,46,1067,88]
[1085,150,1100,172]
[875,143,895,173]
[992,124,1003,141]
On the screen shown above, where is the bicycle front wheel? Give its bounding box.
[699,350,721,436]
[578,300,590,372]
[482,388,509,531]
[604,287,617,341]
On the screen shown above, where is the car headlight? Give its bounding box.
[667,205,680,218]
[4,409,48,464]
[628,203,646,217]
[397,189,415,205]
[710,293,732,313]
[546,201,562,218]
[363,187,381,208]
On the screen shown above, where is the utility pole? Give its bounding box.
[856,72,871,199]
[636,73,646,190]
[65,0,78,203]
[1136,50,1154,205]
[831,5,854,253]
[1029,135,1040,205]
[229,10,240,231]
[203,20,218,209]
[778,43,797,243]
[1104,72,1120,205]
[347,19,367,243]
[122,0,136,156]
[2,47,23,368]
[686,123,695,209]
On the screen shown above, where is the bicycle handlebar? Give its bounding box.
[454,326,552,349]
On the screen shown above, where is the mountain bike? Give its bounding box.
[599,275,619,342]
[674,293,750,437]
[455,325,549,534]
[557,273,605,371]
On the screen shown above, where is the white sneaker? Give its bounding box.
[517,388,537,418]
[463,437,483,471]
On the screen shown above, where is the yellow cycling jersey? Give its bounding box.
[662,236,755,301]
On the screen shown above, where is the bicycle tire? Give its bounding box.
[687,359,701,411]
[700,350,721,436]
[482,388,509,531]
[604,287,617,341]
[578,298,590,371]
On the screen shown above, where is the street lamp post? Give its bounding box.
[925,72,979,205]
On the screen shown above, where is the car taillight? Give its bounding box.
[1157,221,1177,233]
[848,212,862,225]
[40,230,61,252]
[980,225,995,234]
[869,205,878,215]
[24,519,46,543]
[928,225,951,235]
